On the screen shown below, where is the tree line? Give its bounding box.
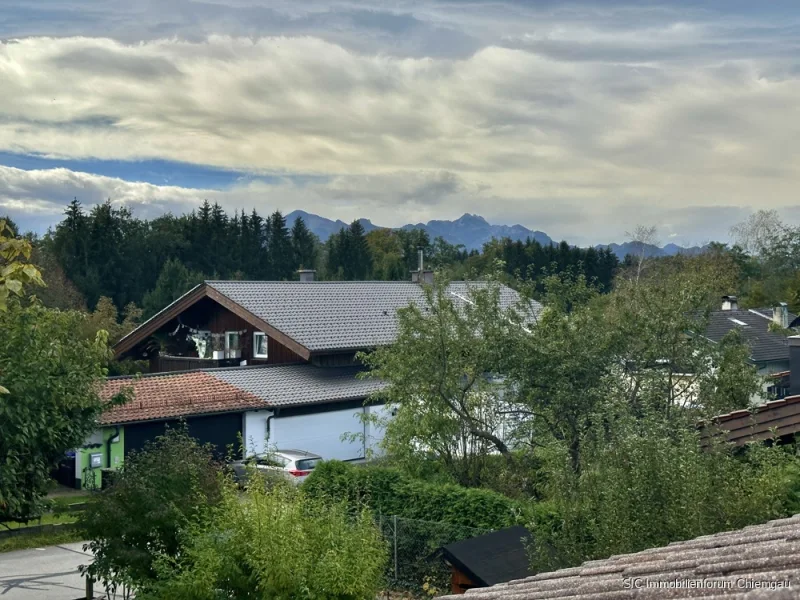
[19,199,619,318]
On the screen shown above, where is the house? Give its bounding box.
[701,336,800,447]
[73,365,388,489]
[437,515,800,599]
[439,526,534,594]
[705,296,799,378]
[71,269,533,488]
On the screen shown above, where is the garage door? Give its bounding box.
[270,408,365,461]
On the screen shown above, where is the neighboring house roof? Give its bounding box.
[705,308,798,364]
[100,364,385,424]
[441,526,534,587]
[439,515,800,599]
[205,280,530,353]
[701,394,800,446]
[100,371,265,425]
[207,364,386,408]
[114,280,537,359]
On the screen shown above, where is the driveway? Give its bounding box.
[0,542,104,599]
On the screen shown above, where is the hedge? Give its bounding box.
[303,460,528,530]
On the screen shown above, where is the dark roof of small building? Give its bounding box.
[101,364,385,424]
[207,364,386,408]
[204,281,535,353]
[704,308,798,364]
[441,526,534,587]
[438,515,800,599]
[100,371,265,425]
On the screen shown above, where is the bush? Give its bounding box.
[140,482,387,600]
[528,413,798,571]
[303,461,527,530]
[79,427,224,594]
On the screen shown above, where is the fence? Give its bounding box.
[377,515,490,596]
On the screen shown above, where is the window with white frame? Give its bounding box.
[253,332,269,359]
[225,331,241,358]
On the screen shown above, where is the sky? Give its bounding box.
[1,1,799,246]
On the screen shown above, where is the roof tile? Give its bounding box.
[437,515,800,600]
[100,371,264,425]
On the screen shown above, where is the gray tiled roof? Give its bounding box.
[705,309,798,364]
[207,281,535,353]
[206,364,386,408]
[438,514,800,599]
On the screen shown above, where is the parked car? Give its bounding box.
[230,449,322,485]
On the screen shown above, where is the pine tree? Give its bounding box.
[142,258,206,318]
[291,217,318,271]
[266,211,293,280]
[345,220,373,280]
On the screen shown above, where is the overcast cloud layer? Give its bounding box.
[1,1,799,245]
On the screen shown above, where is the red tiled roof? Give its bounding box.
[700,394,800,446]
[100,371,266,425]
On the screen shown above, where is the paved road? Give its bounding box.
[0,542,103,599]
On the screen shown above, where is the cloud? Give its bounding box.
[1,2,800,244]
[0,164,786,248]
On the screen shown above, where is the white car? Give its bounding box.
[231,449,322,485]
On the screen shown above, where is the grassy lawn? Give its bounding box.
[0,511,79,530]
[0,493,91,531]
[0,528,85,553]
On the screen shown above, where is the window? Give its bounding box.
[253,332,269,359]
[225,331,241,358]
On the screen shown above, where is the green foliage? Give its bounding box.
[0,217,44,311]
[291,216,318,270]
[528,409,797,571]
[141,258,205,318]
[139,482,387,600]
[303,461,526,530]
[0,302,114,521]
[326,220,374,280]
[79,427,224,594]
[359,276,533,485]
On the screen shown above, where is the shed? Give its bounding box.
[440,526,534,594]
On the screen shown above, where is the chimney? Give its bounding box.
[774,302,789,329]
[790,336,800,396]
[298,269,316,282]
[411,247,434,284]
[721,295,738,311]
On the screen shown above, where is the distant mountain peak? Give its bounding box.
[455,213,489,225]
[285,209,707,256]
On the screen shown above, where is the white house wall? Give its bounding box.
[242,410,273,457]
[243,403,392,461]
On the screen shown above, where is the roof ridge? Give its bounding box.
[205,279,488,284]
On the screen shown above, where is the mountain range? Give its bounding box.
[284,210,705,257]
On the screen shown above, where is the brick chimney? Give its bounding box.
[790,336,800,397]
[773,302,789,329]
[298,269,316,282]
[721,295,738,311]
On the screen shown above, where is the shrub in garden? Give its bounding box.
[303,460,527,529]
[140,482,387,600]
[79,427,224,595]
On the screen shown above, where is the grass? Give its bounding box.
[0,527,85,553]
[0,493,91,530]
[0,511,79,530]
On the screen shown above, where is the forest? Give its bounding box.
[10,199,619,320]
